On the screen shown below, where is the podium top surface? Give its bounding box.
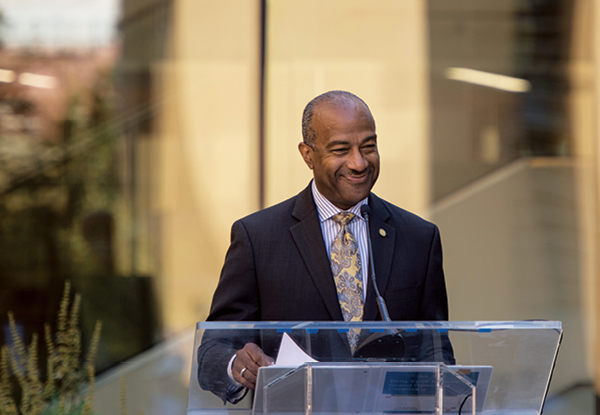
[198,320,562,331]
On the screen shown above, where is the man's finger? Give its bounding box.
[233,343,273,389]
[232,349,257,387]
[245,343,273,368]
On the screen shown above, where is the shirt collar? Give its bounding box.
[311,180,368,222]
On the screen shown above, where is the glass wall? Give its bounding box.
[0,0,164,374]
[428,0,576,199]
[0,0,597,413]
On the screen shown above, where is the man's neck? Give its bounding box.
[311,180,368,221]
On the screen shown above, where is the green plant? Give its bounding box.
[0,282,102,415]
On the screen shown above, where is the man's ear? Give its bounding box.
[298,142,314,169]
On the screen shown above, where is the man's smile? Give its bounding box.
[341,171,371,183]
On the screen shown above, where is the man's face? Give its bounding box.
[299,102,380,210]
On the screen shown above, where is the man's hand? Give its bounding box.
[232,342,275,390]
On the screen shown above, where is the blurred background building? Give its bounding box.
[0,0,598,414]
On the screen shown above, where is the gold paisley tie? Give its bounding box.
[330,212,364,353]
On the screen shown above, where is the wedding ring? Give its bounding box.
[240,367,247,378]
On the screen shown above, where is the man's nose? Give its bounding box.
[346,148,368,172]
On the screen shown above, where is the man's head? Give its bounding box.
[299,91,380,210]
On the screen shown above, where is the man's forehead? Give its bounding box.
[316,98,367,114]
[314,101,374,129]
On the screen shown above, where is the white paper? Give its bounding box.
[274,332,319,366]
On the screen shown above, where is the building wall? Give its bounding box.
[431,160,590,393]
[151,0,433,334]
[265,0,432,214]
[150,0,262,334]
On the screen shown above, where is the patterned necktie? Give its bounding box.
[330,212,364,353]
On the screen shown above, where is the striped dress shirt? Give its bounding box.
[311,180,370,300]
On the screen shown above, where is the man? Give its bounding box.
[199,91,449,403]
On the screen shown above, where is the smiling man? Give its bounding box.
[298,92,379,209]
[201,91,449,403]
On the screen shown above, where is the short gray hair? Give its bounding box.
[301,91,372,148]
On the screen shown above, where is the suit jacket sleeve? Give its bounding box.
[198,220,260,403]
[207,219,261,322]
[419,225,449,321]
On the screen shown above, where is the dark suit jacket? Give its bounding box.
[207,184,448,323]
[198,184,450,402]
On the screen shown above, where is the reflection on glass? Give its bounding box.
[0,0,163,374]
[428,1,575,199]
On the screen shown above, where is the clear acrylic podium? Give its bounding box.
[188,321,562,415]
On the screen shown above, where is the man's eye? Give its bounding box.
[362,144,377,152]
[331,148,349,154]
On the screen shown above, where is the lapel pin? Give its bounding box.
[379,228,386,237]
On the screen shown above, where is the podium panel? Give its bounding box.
[188,321,562,415]
[256,362,479,415]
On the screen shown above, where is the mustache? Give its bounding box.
[340,167,373,177]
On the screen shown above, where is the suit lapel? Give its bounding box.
[290,186,344,321]
[364,194,396,320]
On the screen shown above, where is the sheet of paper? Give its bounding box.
[274,332,319,366]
